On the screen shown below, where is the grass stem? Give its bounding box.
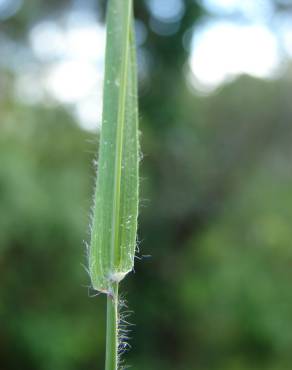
[105,283,119,370]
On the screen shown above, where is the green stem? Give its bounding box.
[105,282,119,370]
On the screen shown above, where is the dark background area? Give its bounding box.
[1,1,292,369]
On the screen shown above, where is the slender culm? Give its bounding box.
[88,0,139,369]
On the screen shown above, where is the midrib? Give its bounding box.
[110,0,132,272]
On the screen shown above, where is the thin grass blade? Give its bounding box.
[89,0,139,295]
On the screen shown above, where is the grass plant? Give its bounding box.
[89,1,139,369]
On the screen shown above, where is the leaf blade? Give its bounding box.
[89,0,139,294]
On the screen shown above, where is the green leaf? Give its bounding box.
[89,0,139,294]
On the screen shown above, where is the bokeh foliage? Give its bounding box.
[1,1,292,370]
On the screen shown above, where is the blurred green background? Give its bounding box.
[1,0,292,369]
